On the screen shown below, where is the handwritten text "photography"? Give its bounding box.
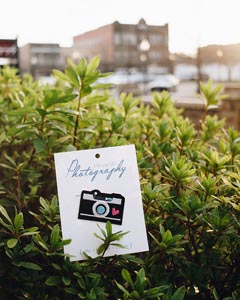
[65,160,126,181]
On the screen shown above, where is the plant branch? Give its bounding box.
[73,90,82,147]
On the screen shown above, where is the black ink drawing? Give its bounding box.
[78,190,125,225]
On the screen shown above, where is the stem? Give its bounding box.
[231,153,235,169]
[204,190,209,202]
[73,91,82,147]
[175,182,180,198]
[16,168,21,211]
[102,131,113,147]
[102,241,110,257]
[27,146,36,167]
[187,216,199,261]
[202,108,208,124]
[40,115,45,134]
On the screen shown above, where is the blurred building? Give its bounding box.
[19,43,63,78]
[198,44,240,81]
[0,39,19,69]
[60,46,76,66]
[171,53,197,80]
[73,18,170,72]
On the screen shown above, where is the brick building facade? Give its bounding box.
[73,18,170,72]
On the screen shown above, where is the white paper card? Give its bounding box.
[54,144,149,261]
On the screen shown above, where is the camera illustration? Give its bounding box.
[78,190,125,225]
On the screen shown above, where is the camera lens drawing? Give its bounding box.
[93,201,110,217]
[78,190,125,225]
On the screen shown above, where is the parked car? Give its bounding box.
[147,74,180,92]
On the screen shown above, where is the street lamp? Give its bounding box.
[139,39,150,59]
[139,38,150,94]
[216,49,223,58]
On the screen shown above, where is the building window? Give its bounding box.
[114,33,121,45]
[149,33,164,45]
[114,51,122,60]
[149,51,162,60]
[122,33,137,45]
[114,32,137,46]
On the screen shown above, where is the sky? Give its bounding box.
[1,0,240,55]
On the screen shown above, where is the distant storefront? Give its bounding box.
[198,44,240,81]
[0,39,19,69]
[19,43,63,79]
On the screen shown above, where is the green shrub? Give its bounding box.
[0,58,239,300]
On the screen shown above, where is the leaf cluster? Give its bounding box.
[0,59,239,299]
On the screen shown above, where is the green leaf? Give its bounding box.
[0,205,13,224]
[43,89,76,109]
[143,287,167,298]
[0,217,13,231]
[77,58,87,78]
[82,95,108,108]
[64,287,78,295]
[96,224,107,239]
[162,230,172,242]
[130,290,140,299]
[93,233,104,241]
[62,275,71,286]
[58,239,71,247]
[13,213,24,231]
[97,244,106,255]
[52,263,61,270]
[92,83,112,90]
[121,269,134,289]
[45,276,62,286]
[20,230,39,237]
[122,255,144,265]
[0,132,6,144]
[50,224,60,248]
[136,268,146,291]
[39,197,49,210]
[66,144,77,151]
[80,85,92,98]
[8,107,37,116]
[18,261,42,271]
[115,281,128,293]
[38,240,49,251]
[33,138,46,153]
[111,243,126,249]
[86,56,100,74]
[7,238,18,248]
[106,221,112,236]
[36,108,48,116]
[0,163,15,170]
[159,224,165,237]
[172,286,186,300]
[52,69,68,81]
[65,66,80,88]
[213,288,220,300]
